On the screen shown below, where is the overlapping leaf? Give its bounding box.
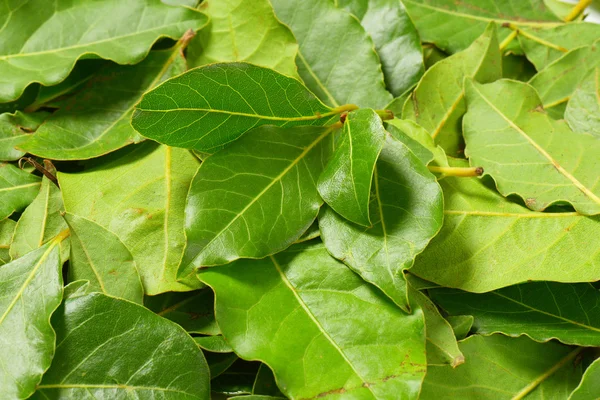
[402,0,561,53]
[59,142,201,294]
[65,213,144,304]
[464,79,600,215]
[181,125,333,274]
[319,135,443,310]
[336,0,424,96]
[270,0,393,108]
[0,163,41,220]
[386,118,448,167]
[565,68,600,137]
[431,282,600,347]
[187,0,298,77]
[132,63,338,153]
[33,293,210,399]
[403,23,501,155]
[0,111,48,161]
[0,0,208,102]
[20,45,187,160]
[0,238,64,399]
[0,219,15,265]
[570,358,600,400]
[318,109,386,226]
[411,159,600,292]
[420,335,583,399]
[199,242,427,400]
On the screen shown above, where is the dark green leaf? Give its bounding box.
[446,316,473,340]
[0,219,15,265]
[0,111,48,162]
[253,364,285,398]
[195,335,233,353]
[569,358,600,400]
[0,163,41,220]
[205,352,239,379]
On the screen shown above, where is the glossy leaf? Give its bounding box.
[447,316,473,340]
[205,352,239,379]
[336,0,424,96]
[0,111,48,161]
[318,109,386,226]
[518,23,600,70]
[569,358,600,400]
[195,335,233,353]
[530,41,600,117]
[59,142,201,294]
[199,242,427,400]
[319,135,443,310]
[411,159,600,292]
[0,163,41,220]
[270,0,393,108]
[132,63,337,153]
[34,293,210,399]
[420,335,583,399]
[403,0,561,54]
[0,219,15,265]
[187,0,298,77]
[403,23,501,155]
[180,125,334,273]
[10,177,68,260]
[464,79,600,215]
[0,0,208,102]
[431,282,600,347]
[145,289,219,335]
[0,239,63,399]
[387,118,448,168]
[65,213,144,304]
[565,68,600,138]
[20,46,187,160]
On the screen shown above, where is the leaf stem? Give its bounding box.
[18,157,59,186]
[53,228,71,244]
[565,0,592,22]
[499,30,518,51]
[504,23,568,53]
[428,166,484,177]
[375,109,394,121]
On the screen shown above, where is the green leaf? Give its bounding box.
[211,361,258,396]
[403,23,501,155]
[205,352,239,379]
[336,0,425,96]
[199,241,427,400]
[386,118,448,167]
[65,213,144,304]
[270,0,393,108]
[430,282,600,347]
[464,79,600,215]
[319,135,443,310]
[569,358,600,400]
[446,316,473,340]
[565,68,600,138]
[132,63,338,153]
[145,289,220,335]
[195,335,233,353]
[318,109,386,226]
[0,239,63,399]
[403,0,562,54]
[529,41,600,118]
[58,142,202,294]
[420,335,583,399]
[0,219,15,265]
[502,54,536,82]
[0,163,41,220]
[33,292,210,399]
[20,46,187,160]
[0,111,48,162]
[517,23,600,70]
[253,364,285,398]
[411,158,600,292]
[10,177,68,261]
[186,0,298,77]
[0,0,208,102]
[180,125,334,273]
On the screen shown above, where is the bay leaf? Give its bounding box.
[270,0,393,108]
[195,335,233,353]
[253,364,285,398]
[0,238,64,399]
[0,163,41,220]
[0,219,15,265]
[318,109,386,226]
[319,134,443,311]
[20,45,187,160]
[565,68,600,138]
[411,158,600,292]
[180,125,334,273]
[446,316,473,340]
[0,111,48,162]
[65,213,144,304]
[431,282,600,347]
[569,358,600,400]
[464,79,600,215]
[386,118,448,167]
[59,142,201,294]
[187,0,298,77]
[132,63,338,153]
[199,241,427,400]
[0,0,208,102]
[33,292,210,399]
[403,23,501,155]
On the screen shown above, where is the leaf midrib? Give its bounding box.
[136,106,338,122]
[36,383,202,397]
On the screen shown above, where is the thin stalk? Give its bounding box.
[565,0,592,22]
[375,109,394,120]
[504,23,568,53]
[428,166,484,177]
[499,30,518,51]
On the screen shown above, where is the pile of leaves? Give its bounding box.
[1,0,600,398]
